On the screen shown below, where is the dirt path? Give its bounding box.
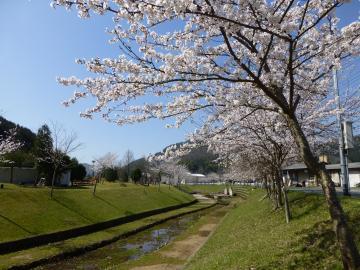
[130,205,230,270]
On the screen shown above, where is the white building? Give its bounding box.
[282,162,360,187]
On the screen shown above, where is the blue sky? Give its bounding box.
[0,1,359,163]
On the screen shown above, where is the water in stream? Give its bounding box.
[36,211,205,270]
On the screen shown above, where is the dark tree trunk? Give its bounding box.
[285,113,360,269]
[271,179,279,209]
[282,185,291,223]
[277,168,291,223]
[264,175,271,198]
[93,176,98,196]
[275,174,283,206]
[50,166,57,199]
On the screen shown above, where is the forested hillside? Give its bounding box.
[0,116,36,167]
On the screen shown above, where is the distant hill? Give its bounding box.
[129,143,220,175]
[82,163,94,177]
[178,145,220,174]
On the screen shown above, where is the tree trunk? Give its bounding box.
[277,168,291,223]
[275,174,283,206]
[282,186,291,223]
[271,179,279,209]
[50,166,57,198]
[264,176,271,198]
[158,173,161,191]
[285,113,360,269]
[93,176,98,196]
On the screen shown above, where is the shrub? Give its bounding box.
[103,167,118,182]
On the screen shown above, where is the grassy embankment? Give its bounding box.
[0,183,194,242]
[186,189,360,270]
[0,200,214,269]
[180,184,226,194]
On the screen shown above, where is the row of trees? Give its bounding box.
[52,1,360,268]
[92,150,189,186]
[0,119,86,194]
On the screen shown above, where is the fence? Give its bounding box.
[0,167,37,184]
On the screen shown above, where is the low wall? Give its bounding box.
[0,167,36,184]
[0,199,197,255]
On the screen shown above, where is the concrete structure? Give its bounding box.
[0,167,72,186]
[181,173,225,185]
[58,170,71,186]
[0,167,37,185]
[283,162,360,188]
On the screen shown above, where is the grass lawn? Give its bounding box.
[0,183,194,242]
[185,189,360,270]
[0,201,215,269]
[180,184,226,194]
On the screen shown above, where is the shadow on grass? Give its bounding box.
[259,194,360,269]
[52,186,90,190]
[0,214,33,235]
[259,219,341,270]
[53,198,94,223]
[124,210,134,216]
[94,195,127,214]
[160,191,189,205]
[289,193,323,220]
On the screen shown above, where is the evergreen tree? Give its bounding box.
[33,124,53,184]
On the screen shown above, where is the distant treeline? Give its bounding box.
[0,116,86,184]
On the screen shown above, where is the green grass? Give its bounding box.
[186,189,360,270]
[181,184,226,194]
[0,201,214,269]
[0,183,194,242]
[116,204,229,270]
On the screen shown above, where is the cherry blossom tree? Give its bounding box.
[41,124,81,198]
[0,128,22,159]
[187,108,297,221]
[51,1,360,267]
[150,159,189,187]
[94,152,118,171]
[122,149,134,181]
[92,152,118,194]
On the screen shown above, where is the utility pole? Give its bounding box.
[333,68,350,196]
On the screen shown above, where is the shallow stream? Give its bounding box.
[36,210,206,270]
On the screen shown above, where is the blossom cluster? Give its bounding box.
[51,0,360,177]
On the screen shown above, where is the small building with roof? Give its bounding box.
[282,162,360,187]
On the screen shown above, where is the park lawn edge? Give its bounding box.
[0,183,194,243]
[1,201,217,270]
[185,189,360,270]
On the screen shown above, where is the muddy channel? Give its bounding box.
[35,207,214,270]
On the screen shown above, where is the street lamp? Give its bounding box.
[333,68,352,196]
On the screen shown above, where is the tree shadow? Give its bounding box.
[124,210,134,216]
[0,214,33,235]
[53,198,94,223]
[53,186,89,190]
[95,195,122,211]
[259,195,360,269]
[290,194,324,220]
[257,218,341,270]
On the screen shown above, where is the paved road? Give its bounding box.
[290,187,360,198]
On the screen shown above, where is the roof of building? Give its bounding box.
[282,163,307,170]
[188,173,206,177]
[326,162,360,170]
[283,162,360,171]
